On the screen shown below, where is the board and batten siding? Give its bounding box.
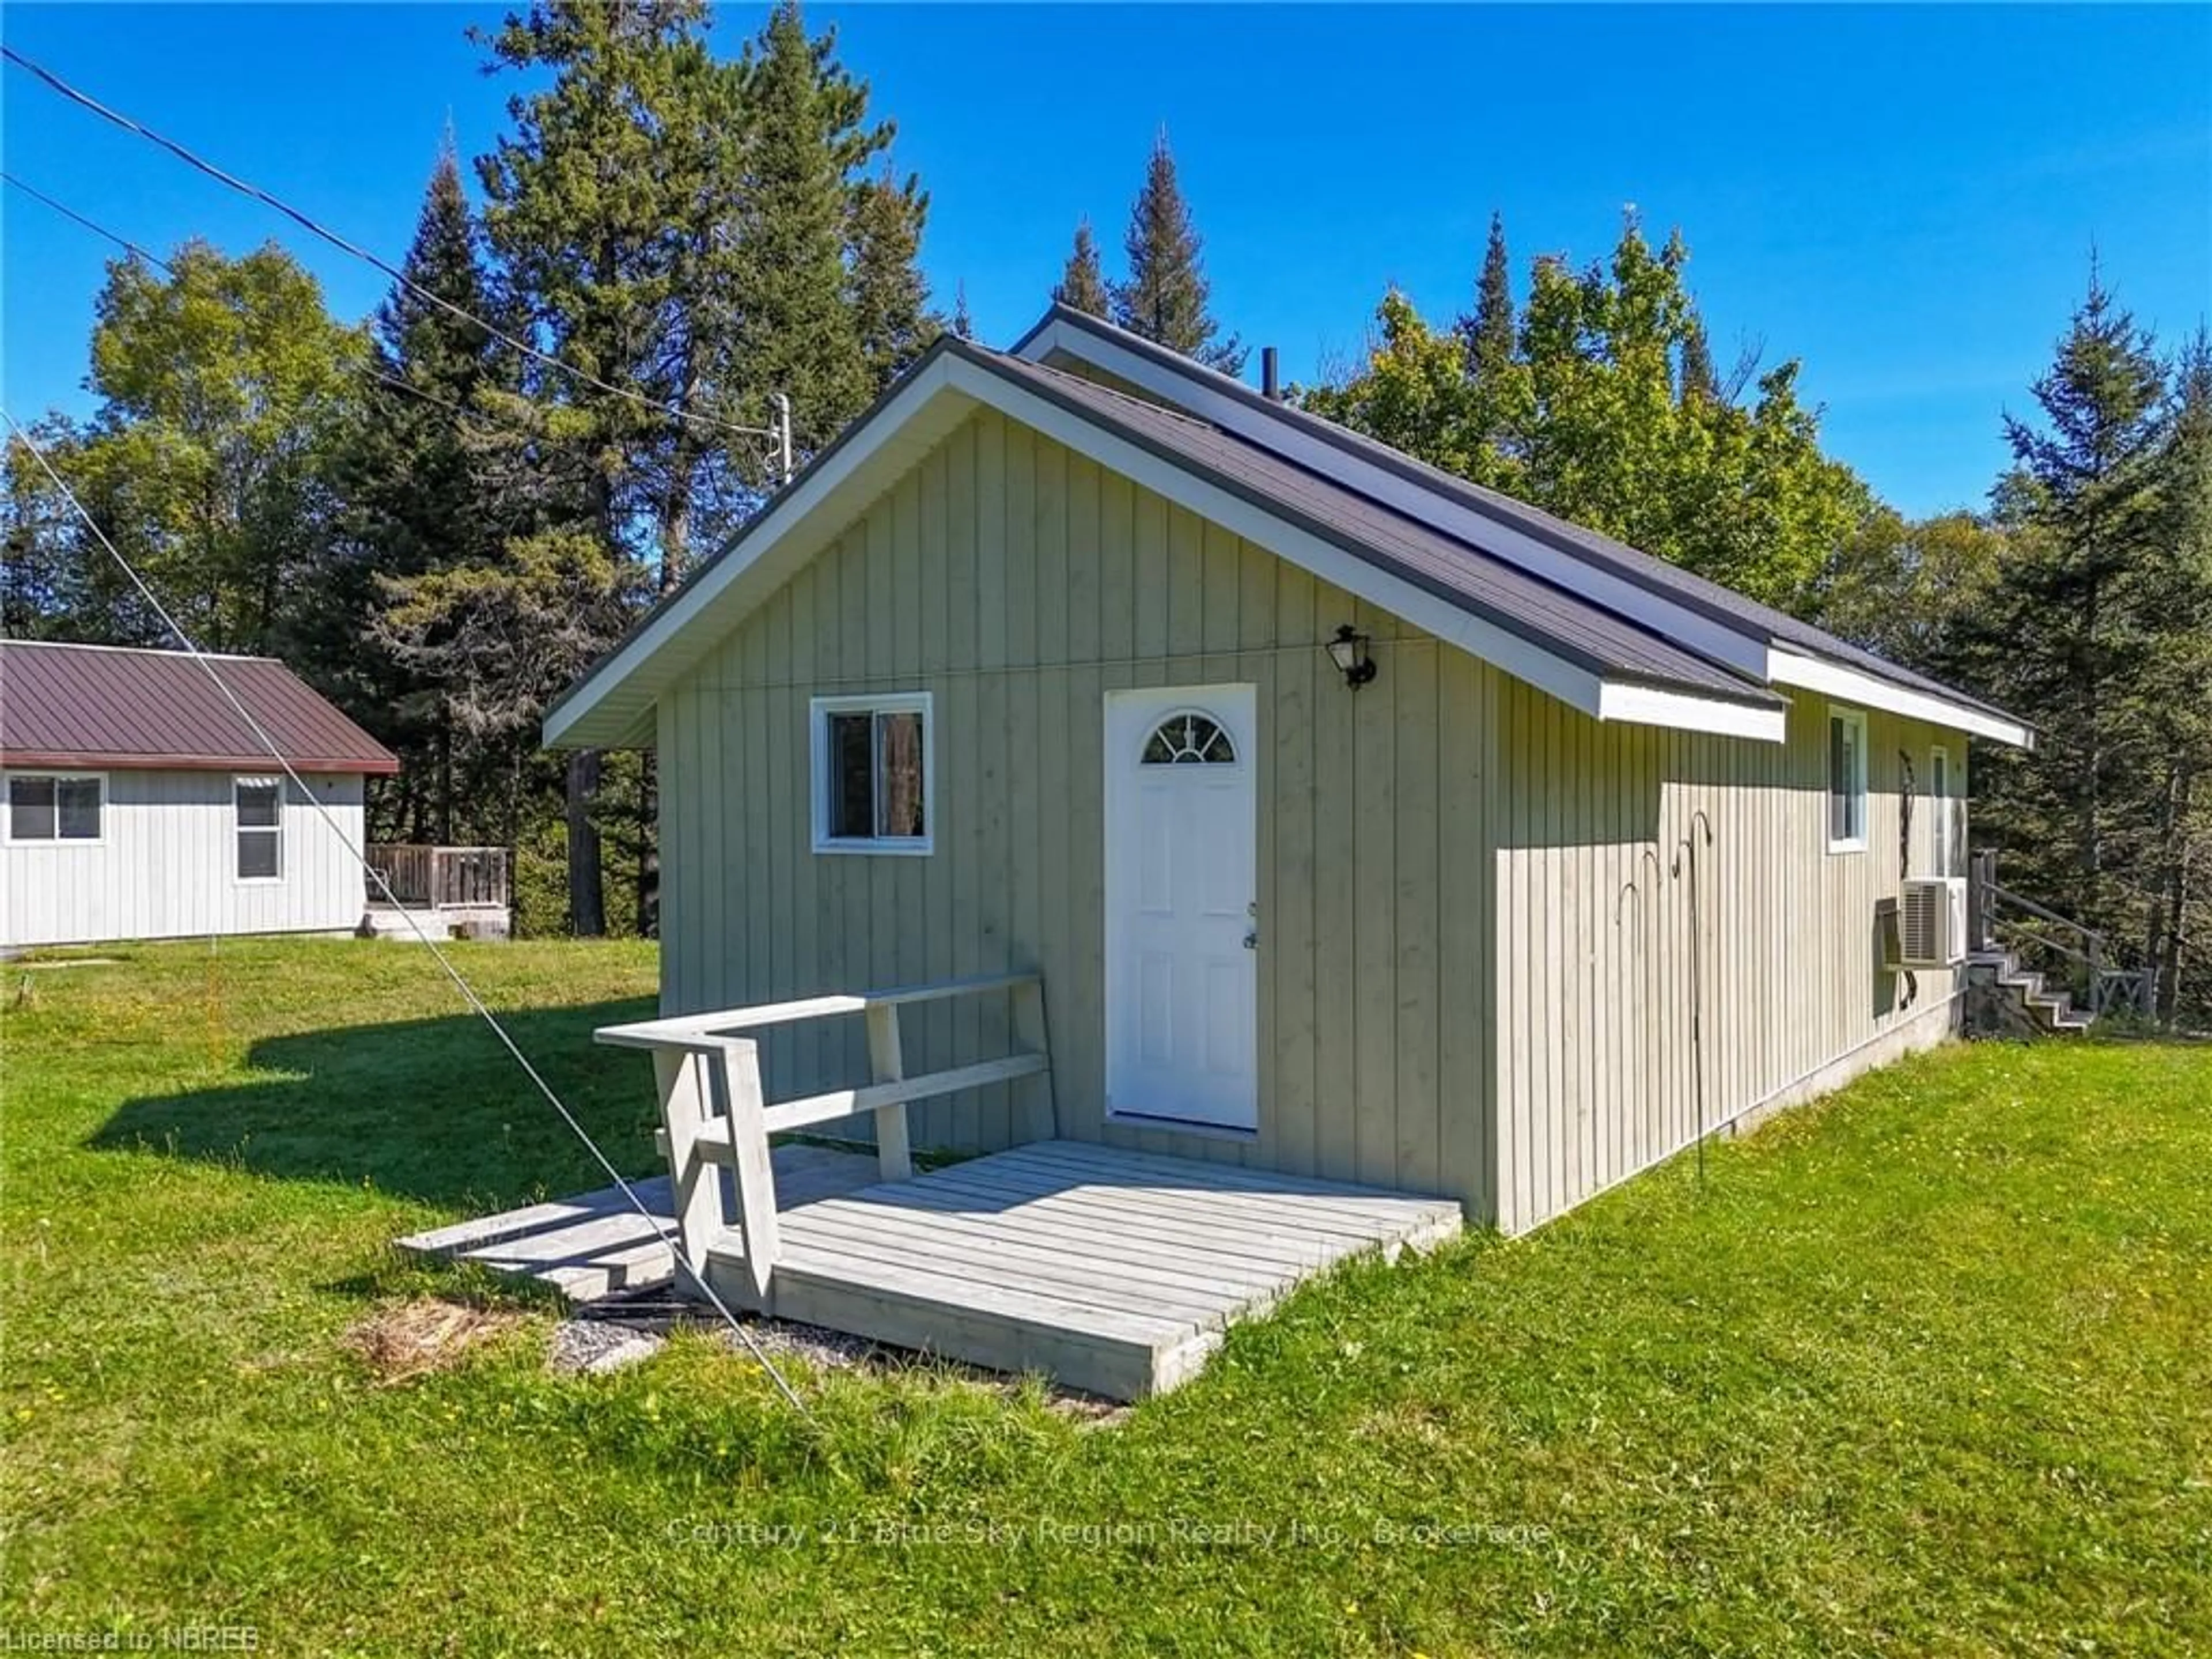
[1486,681,1968,1233]
[0,770,366,948]
[655,408,1498,1211]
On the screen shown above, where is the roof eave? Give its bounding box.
[1764,648,2036,750]
[0,750,400,775]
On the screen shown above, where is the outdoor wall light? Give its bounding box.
[1326,624,1377,690]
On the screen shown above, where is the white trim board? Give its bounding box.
[1019,313,2032,753]
[1768,649,2034,750]
[544,347,1786,749]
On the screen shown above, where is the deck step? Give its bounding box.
[1968,948,2094,1037]
[394,1144,880,1302]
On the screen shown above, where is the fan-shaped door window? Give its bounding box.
[1141,711,1237,766]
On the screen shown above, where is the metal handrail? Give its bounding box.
[1971,849,2154,1019]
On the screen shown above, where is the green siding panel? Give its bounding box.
[656,408,1497,1218]
[1484,679,1967,1233]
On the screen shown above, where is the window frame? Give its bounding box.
[1929,743,1955,877]
[2,770,107,847]
[1140,709,1241,767]
[1827,704,1870,854]
[808,692,934,857]
[233,774,286,884]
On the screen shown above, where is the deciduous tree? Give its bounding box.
[52,241,365,656]
[1305,214,1865,612]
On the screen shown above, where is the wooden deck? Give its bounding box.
[399,1139,1460,1399]
[404,975,1468,1398]
[717,1141,1460,1398]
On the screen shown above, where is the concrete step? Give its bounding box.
[358,906,453,942]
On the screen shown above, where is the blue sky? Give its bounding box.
[3,3,2207,517]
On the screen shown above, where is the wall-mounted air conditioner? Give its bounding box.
[1897,876,1968,968]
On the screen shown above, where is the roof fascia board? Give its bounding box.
[1016,317,1772,679]
[1596,681,1786,743]
[544,353,971,748]
[0,753,396,775]
[1766,647,2034,749]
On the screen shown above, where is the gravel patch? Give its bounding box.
[548,1320,664,1376]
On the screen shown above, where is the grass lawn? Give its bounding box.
[3,938,2209,1656]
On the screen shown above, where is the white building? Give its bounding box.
[0,641,396,948]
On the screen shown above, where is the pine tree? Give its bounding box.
[2128,332,2212,1016]
[1109,131,1245,374]
[950,280,974,340]
[351,139,506,590]
[1976,262,2168,911]
[338,137,512,842]
[479,0,731,555]
[479,0,736,934]
[477,0,922,934]
[1054,218,1108,317]
[847,160,935,398]
[1456,211,1514,385]
[729,0,877,456]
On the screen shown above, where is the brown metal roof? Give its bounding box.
[0,642,399,775]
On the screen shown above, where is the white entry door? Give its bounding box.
[1104,684,1259,1131]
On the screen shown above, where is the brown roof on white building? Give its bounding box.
[0,641,399,775]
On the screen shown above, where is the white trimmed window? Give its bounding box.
[234,777,283,880]
[5,773,103,843]
[1828,706,1868,853]
[810,693,931,855]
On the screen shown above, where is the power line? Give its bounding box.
[1,404,809,1415]
[2,169,591,459]
[2,43,794,470]
[3,169,173,271]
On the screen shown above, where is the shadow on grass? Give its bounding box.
[90,995,661,1211]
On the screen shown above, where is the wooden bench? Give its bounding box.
[596,973,1054,1302]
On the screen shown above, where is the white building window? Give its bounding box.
[1828,706,1868,853]
[810,693,931,855]
[1929,745,1955,876]
[6,773,103,843]
[235,777,283,880]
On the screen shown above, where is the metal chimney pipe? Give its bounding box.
[1261,346,1280,401]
